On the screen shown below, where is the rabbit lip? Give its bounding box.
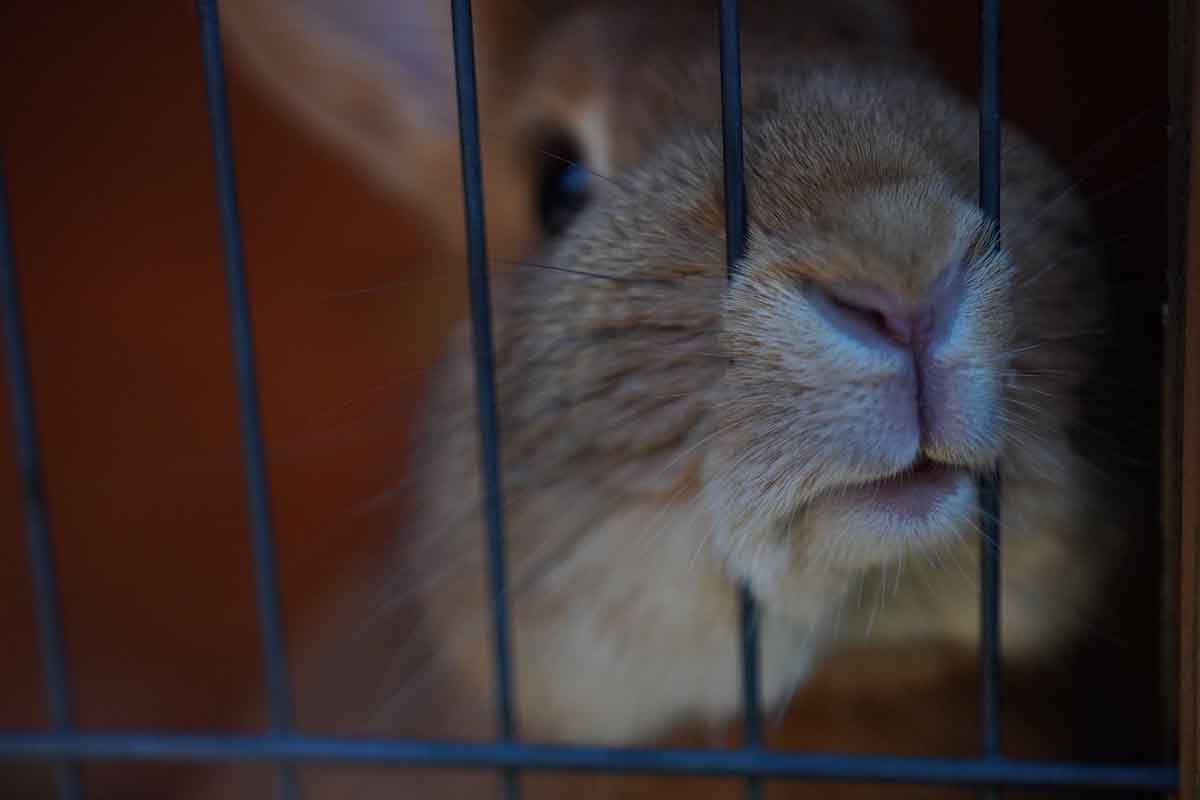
[829,458,971,521]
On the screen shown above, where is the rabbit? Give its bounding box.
[180,0,1159,797]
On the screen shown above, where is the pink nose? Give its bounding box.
[806,264,969,448]
[810,265,962,353]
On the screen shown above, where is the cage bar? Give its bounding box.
[0,731,1180,792]
[194,2,298,798]
[719,0,749,275]
[977,2,1003,796]
[0,1,1183,796]
[717,2,763,799]
[449,0,521,798]
[0,159,84,800]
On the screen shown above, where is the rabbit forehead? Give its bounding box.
[516,2,916,161]
[545,68,984,292]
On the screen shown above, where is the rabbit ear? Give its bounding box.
[219,0,912,257]
[220,0,570,246]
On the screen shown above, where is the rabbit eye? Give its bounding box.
[535,134,590,237]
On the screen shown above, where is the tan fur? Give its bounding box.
[188,1,1142,797]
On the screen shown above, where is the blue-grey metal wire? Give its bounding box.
[194,2,298,797]
[0,1,1181,796]
[449,0,520,798]
[0,731,1180,792]
[717,2,763,799]
[0,159,84,800]
[719,0,749,274]
[977,3,1003,799]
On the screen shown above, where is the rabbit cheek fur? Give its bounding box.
[415,62,1113,749]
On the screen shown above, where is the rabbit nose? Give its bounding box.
[803,263,979,460]
[808,264,963,354]
[827,290,925,346]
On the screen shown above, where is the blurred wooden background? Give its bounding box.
[0,2,1166,797]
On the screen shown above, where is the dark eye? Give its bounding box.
[535,134,590,237]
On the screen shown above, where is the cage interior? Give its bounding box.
[0,1,1186,798]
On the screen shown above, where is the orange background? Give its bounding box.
[0,2,1166,797]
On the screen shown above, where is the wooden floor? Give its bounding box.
[0,2,1167,796]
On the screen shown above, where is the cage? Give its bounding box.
[0,0,1194,798]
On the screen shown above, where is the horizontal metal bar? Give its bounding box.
[0,732,1178,791]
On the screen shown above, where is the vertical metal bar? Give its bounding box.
[718,2,762,798]
[194,3,298,798]
[0,159,84,800]
[449,1,520,798]
[719,0,748,274]
[978,1,1002,798]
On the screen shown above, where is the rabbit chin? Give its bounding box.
[800,462,978,569]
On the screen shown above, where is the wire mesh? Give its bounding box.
[0,0,1181,797]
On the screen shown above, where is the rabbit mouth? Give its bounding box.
[839,459,968,520]
[808,458,975,531]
